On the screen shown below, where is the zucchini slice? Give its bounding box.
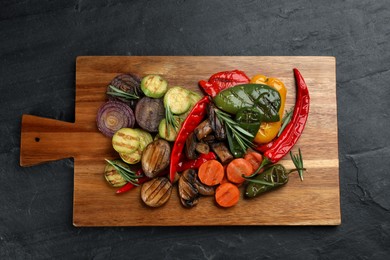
[164,86,191,115]
[141,75,168,98]
[120,151,142,164]
[112,128,140,154]
[158,118,179,142]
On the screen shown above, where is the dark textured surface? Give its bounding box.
[1,0,389,258]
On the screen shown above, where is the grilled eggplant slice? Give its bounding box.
[141,177,172,207]
[141,139,171,178]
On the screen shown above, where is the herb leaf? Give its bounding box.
[289,148,305,181]
[106,85,140,100]
[105,159,141,186]
[215,109,255,154]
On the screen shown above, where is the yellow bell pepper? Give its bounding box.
[250,74,287,144]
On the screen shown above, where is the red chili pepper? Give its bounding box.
[254,68,310,166]
[177,151,217,172]
[116,169,145,194]
[199,70,250,97]
[116,182,136,194]
[254,141,274,153]
[169,96,211,182]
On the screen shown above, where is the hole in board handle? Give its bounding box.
[35,137,40,142]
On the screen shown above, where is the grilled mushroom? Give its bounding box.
[185,132,198,160]
[207,103,226,140]
[195,142,210,155]
[211,142,234,164]
[141,177,172,207]
[194,119,213,140]
[194,178,215,196]
[178,169,199,208]
[178,169,214,208]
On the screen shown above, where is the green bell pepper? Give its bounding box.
[213,84,281,122]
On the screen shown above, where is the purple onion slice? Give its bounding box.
[107,74,143,109]
[96,101,135,137]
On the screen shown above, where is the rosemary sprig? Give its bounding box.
[243,176,275,186]
[289,148,305,181]
[215,109,255,153]
[277,106,294,137]
[105,159,142,186]
[106,85,140,100]
[165,104,179,137]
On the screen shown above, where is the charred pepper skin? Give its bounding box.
[254,68,310,164]
[169,96,211,183]
[245,164,289,198]
[199,70,250,97]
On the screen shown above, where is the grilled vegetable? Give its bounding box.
[213,84,281,122]
[141,177,172,207]
[107,74,143,109]
[178,169,200,208]
[112,128,140,154]
[194,120,213,140]
[207,103,226,140]
[195,142,209,155]
[141,139,171,178]
[198,159,224,186]
[245,164,288,198]
[198,70,250,97]
[250,74,287,144]
[104,159,128,187]
[96,101,135,137]
[164,86,192,115]
[158,117,180,141]
[141,75,168,98]
[185,132,198,160]
[215,183,240,208]
[210,142,234,165]
[169,96,211,183]
[135,96,165,132]
[119,128,153,164]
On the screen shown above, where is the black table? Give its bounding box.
[1,1,389,258]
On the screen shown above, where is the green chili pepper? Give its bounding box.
[213,84,281,122]
[245,164,289,198]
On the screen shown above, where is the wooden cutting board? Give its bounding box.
[20,56,340,226]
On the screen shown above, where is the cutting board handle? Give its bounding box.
[20,114,77,166]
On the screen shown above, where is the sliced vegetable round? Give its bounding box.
[120,151,142,165]
[141,75,168,98]
[141,177,172,207]
[104,159,128,187]
[120,129,154,164]
[215,183,240,208]
[164,86,191,115]
[96,101,135,137]
[142,139,171,178]
[158,118,180,141]
[112,128,140,154]
[135,97,165,132]
[107,74,143,109]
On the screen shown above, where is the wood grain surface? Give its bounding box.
[20,56,340,226]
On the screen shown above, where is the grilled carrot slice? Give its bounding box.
[198,159,224,186]
[215,183,240,208]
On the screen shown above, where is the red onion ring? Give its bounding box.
[96,101,135,137]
